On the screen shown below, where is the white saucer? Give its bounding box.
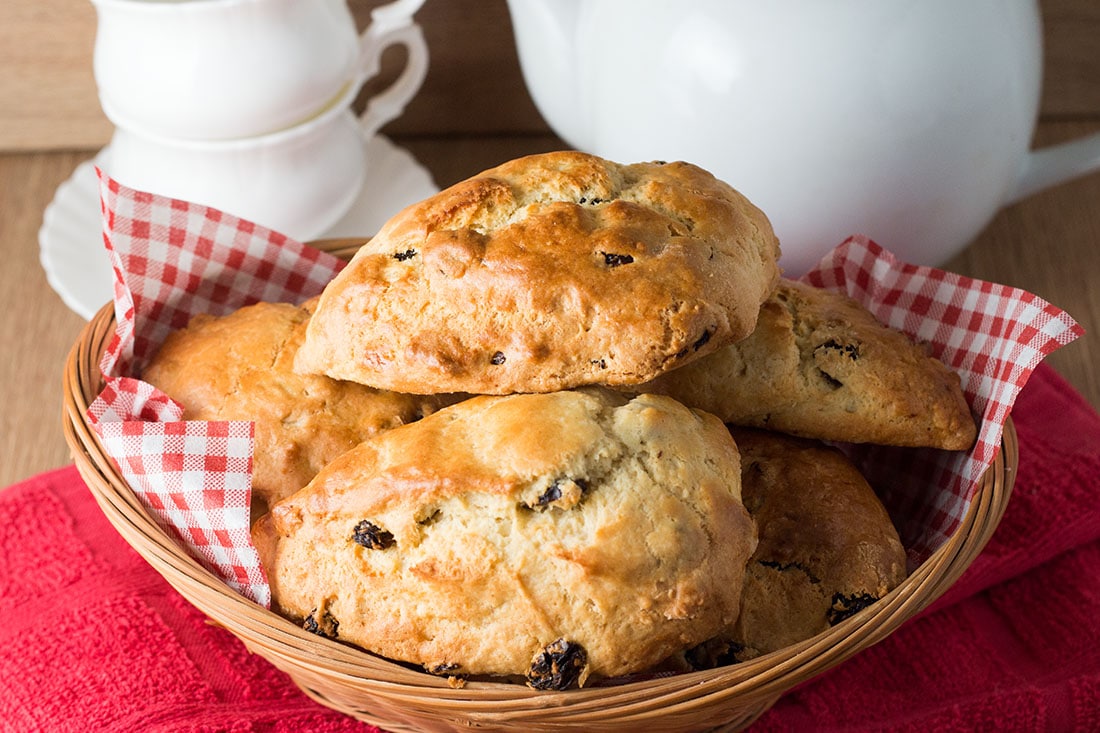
[38,135,439,320]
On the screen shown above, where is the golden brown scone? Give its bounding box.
[639,279,976,449]
[683,427,907,668]
[142,301,449,512]
[295,151,781,395]
[253,389,757,687]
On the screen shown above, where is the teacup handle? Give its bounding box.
[1006,131,1100,205]
[356,0,430,142]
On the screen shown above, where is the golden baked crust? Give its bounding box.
[296,151,781,394]
[640,279,977,449]
[696,428,907,664]
[253,389,757,686]
[142,301,447,512]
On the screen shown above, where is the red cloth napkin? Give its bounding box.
[3,362,1098,732]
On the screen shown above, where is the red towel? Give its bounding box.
[3,362,1098,732]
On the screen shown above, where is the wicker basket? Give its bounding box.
[61,241,1018,733]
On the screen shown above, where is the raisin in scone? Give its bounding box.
[686,427,907,667]
[295,151,781,395]
[639,279,976,449]
[252,389,758,687]
[143,301,448,512]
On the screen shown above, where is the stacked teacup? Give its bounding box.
[90,0,428,241]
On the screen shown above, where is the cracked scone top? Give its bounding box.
[639,279,977,450]
[252,389,757,686]
[296,151,781,394]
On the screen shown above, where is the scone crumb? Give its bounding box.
[526,639,589,690]
[303,605,339,639]
[600,252,635,267]
[533,477,588,511]
[827,592,880,625]
[352,520,395,550]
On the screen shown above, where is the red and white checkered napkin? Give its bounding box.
[85,172,346,607]
[83,169,1083,603]
[803,236,1083,563]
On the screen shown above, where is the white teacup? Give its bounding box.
[101,21,429,240]
[507,0,1100,274]
[92,0,425,141]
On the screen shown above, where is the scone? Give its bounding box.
[142,301,448,512]
[252,389,758,687]
[685,427,907,667]
[295,151,781,395]
[640,279,976,449]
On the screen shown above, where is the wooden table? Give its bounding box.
[2,126,1098,490]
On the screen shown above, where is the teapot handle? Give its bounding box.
[1006,131,1100,205]
[356,0,430,142]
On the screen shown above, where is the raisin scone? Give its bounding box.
[142,301,449,513]
[639,279,976,449]
[252,389,758,687]
[684,427,907,668]
[295,151,781,395]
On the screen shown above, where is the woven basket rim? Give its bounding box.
[60,241,1018,732]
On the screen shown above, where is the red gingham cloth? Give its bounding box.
[803,240,1082,562]
[85,173,345,606]
[84,172,1082,606]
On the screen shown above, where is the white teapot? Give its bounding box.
[506,0,1100,274]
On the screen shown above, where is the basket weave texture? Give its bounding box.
[61,242,1017,733]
